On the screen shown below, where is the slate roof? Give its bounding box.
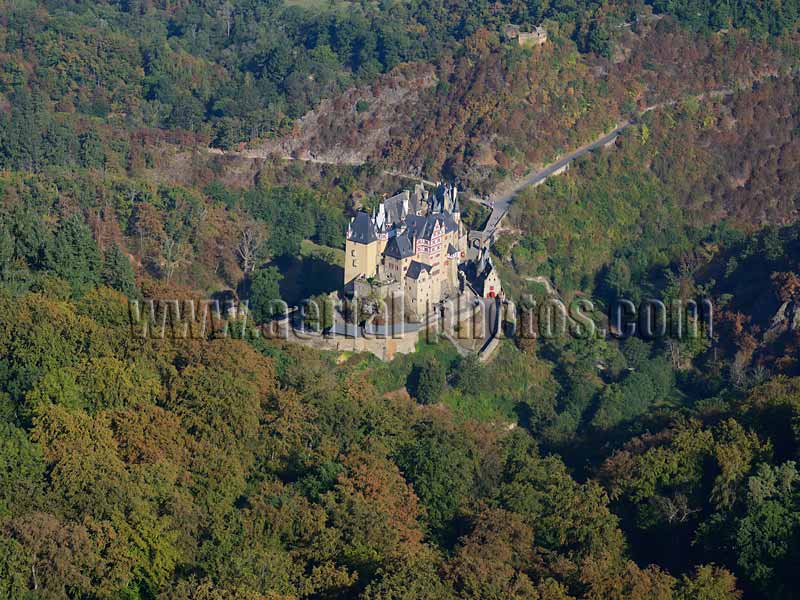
[404,212,458,241]
[348,211,377,244]
[384,191,409,226]
[447,243,459,256]
[430,183,459,214]
[384,233,415,259]
[406,260,432,280]
[440,212,459,233]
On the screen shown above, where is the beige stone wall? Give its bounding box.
[448,257,459,290]
[344,238,380,285]
[518,30,547,47]
[405,271,433,318]
[290,328,421,361]
[384,254,412,281]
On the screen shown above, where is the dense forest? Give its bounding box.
[1,0,800,599]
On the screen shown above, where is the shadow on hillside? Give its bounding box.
[270,254,343,307]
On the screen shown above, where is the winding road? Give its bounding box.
[477,86,746,236]
[480,121,630,234]
[207,85,746,239]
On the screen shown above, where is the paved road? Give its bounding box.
[480,120,631,235]
[210,87,746,237]
[477,86,747,236]
[212,85,745,241]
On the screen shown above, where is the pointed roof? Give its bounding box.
[406,260,432,280]
[348,211,377,244]
[384,190,410,226]
[384,233,415,259]
[376,202,386,229]
[404,212,458,241]
[477,246,489,275]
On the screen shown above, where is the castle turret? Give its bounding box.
[344,211,381,288]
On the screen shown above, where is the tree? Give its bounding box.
[413,358,446,405]
[303,293,334,332]
[453,353,482,394]
[0,226,13,280]
[677,565,742,600]
[159,236,189,281]
[247,266,284,324]
[219,1,234,38]
[587,21,613,59]
[243,186,316,258]
[323,453,425,581]
[394,420,476,540]
[497,434,626,563]
[46,215,101,297]
[604,257,633,300]
[32,405,130,518]
[316,210,346,248]
[445,508,538,600]
[0,423,45,516]
[101,245,137,298]
[726,462,800,597]
[0,536,31,599]
[78,130,105,169]
[8,205,50,269]
[362,551,455,600]
[236,221,266,274]
[4,512,102,598]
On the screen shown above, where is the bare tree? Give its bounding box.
[652,494,701,525]
[219,2,234,38]
[161,237,188,281]
[666,339,682,369]
[237,221,266,274]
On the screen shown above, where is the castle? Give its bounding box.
[344,183,472,318]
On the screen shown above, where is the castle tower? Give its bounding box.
[344,211,381,288]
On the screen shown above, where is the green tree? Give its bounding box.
[587,21,613,58]
[0,423,45,516]
[244,186,317,258]
[7,205,49,269]
[78,130,105,169]
[316,210,346,249]
[677,565,741,600]
[46,215,101,297]
[414,358,446,405]
[304,293,334,332]
[394,420,476,541]
[453,353,482,394]
[247,266,284,323]
[0,226,13,280]
[101,245,137,298]
[0,536,31,599]
[729,462,800,597]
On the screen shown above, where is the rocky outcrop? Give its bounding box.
[764,300,800,344]
[251,63,437,166]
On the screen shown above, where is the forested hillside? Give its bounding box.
[0,287,752,599]
[1,0,800,599]
[506,75,800,292]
